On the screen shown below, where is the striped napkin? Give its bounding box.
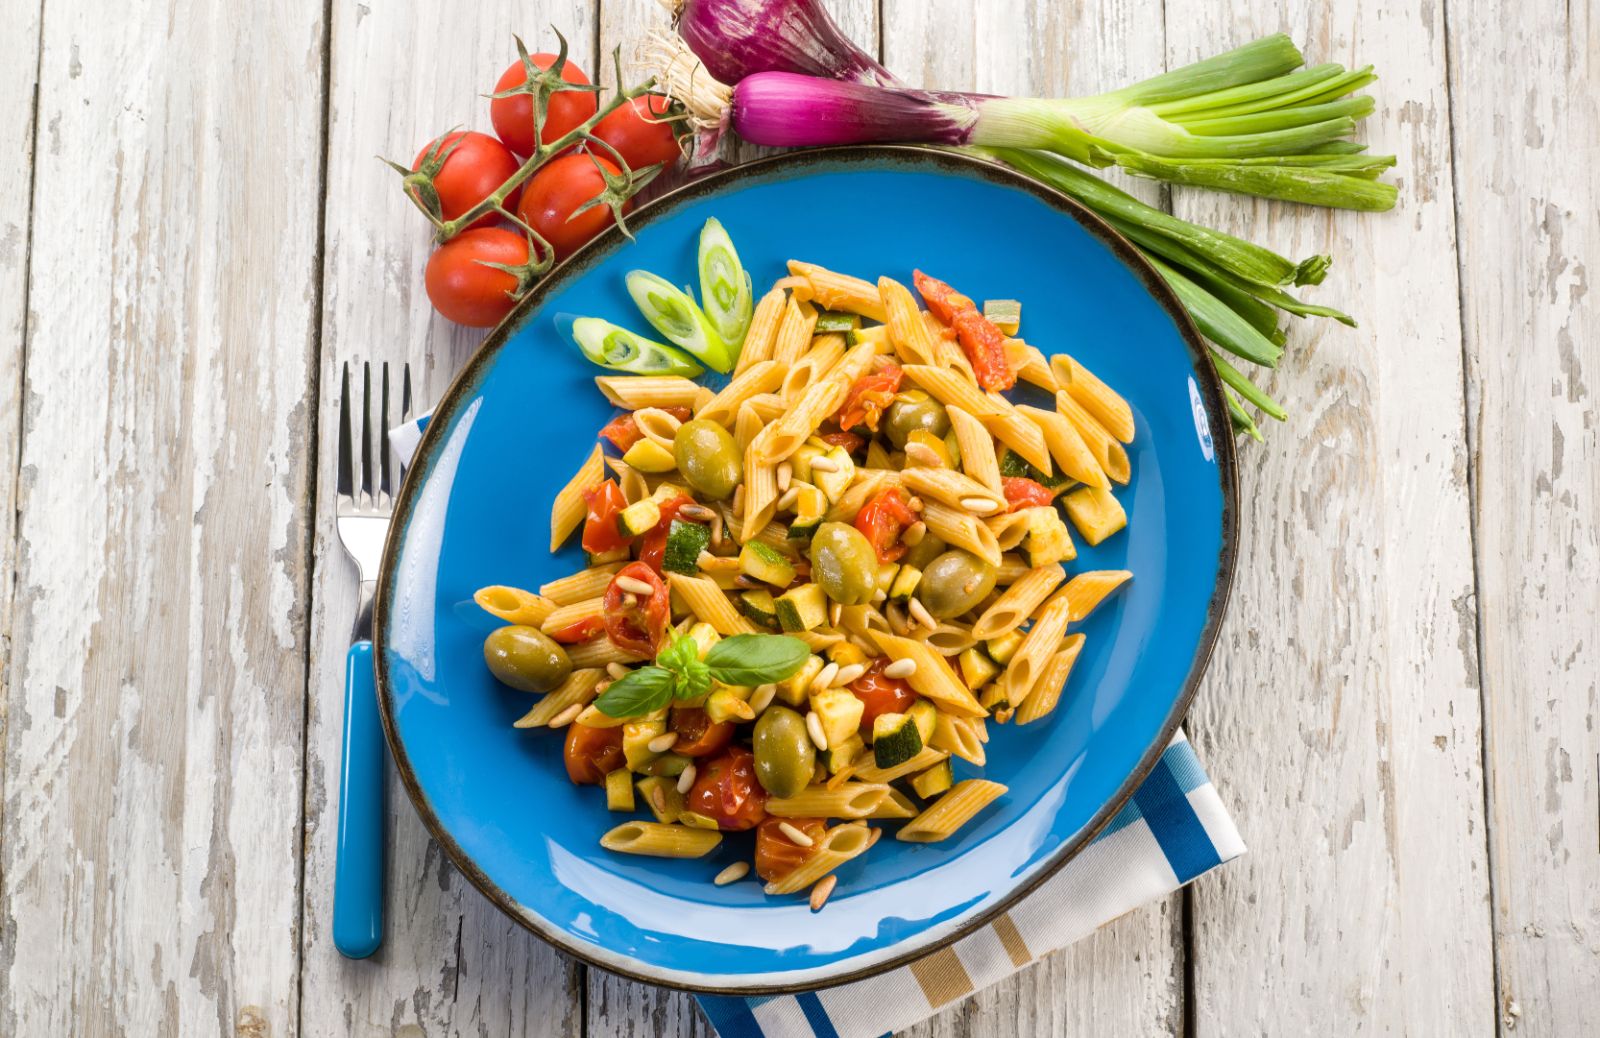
[390,414,1244,1038]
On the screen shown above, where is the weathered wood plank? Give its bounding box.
[295,2,597,1035]
[881,1,1186,1035]
[1445,2,1599,1032]
[584,2,878,1033]
[1163,2,1497,1033]
[0,0,325,1034]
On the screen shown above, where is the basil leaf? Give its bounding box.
[656,633,701,673]
[593,666,674,718]
[704,634,811,686]
[675,657,711,701]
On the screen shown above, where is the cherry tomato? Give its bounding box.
[817,430,864,454]
[754,816,826,882]
[516,153,626,263]
[592,95,681,171]
[598,406,692,453]
[548,616,605,644]
[602,562,668,656]
[669,706,735,758]
[835,365,902,432]
[412,131,520,231]
[853,486,918,563]
[1002,476,1055,512]
[582,479,630,554]
[849,660,918,734]
[423,228,527,328]
[637,493,693,574]
[686,747,768,831]
[489,54,596,157]
[563,722,624,785]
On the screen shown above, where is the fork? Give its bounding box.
[333,359,411,959]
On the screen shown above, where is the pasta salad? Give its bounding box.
[475,220,1134,909]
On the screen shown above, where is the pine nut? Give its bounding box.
[679,503,716,521]
[619,592,638,609]
[908,598,938,631]
[829,599,843,626]
[606,662,631,681]
[750,684,777,714]
[907,495,925,513]
[549,703,584,729]
[960,496,1000,515]
[709,512,724,548]
[732,484,746,517]
[833,663,867,687]
[871,588,887,604]
[713,861,750,886]
[615,574,656,596]
[777,485,801,511]
[648,786,668,815]
[805,710,829,751]
[903,443,942,468]
[648,732,679,753]
[902,520,926,546]
[886,603,910,636]
[776,461,793,493]
[676,763,698,794]
[809,456,839,473]
[778,821,816,848]
[883,658,917,679]
[809,874,838,911]
[813,662,839,691]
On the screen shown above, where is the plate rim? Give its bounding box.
[373,144,1239,994]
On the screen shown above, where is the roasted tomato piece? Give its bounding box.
[602,562,668,655]
[564,722,625,785]
[548,616,606,644]
[754,817,826,882]
[1002,476,1055,512]
[849,660,918,734]
[835,365,902,432]
[853,486,918,563]
[670,706,735,758]
[582,479,631,554]
[687,747,768,831]
[912,269,975,326]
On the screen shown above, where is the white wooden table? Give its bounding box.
[3,0,1594,1034]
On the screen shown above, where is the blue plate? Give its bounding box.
[375,147,1236,993]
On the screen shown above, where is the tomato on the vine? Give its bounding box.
[489,54,597,157]
[423,227,527,328]
[412,131,520,231]
[516,153,627,263]
[592,95,681,171]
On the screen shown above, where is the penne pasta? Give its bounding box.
[763,822,873,894]
[600,821,722,858]
[918,622,980,657]
[979,407,1054,474]
[920,499,1003,566]
[539,597,604,636]
[740,434,779,541]
[879,277,939,365]
[667,573,758,635]
[513,669,604,728]
[771,296,820,366]
[999,595,1073,710]
[948,405,1003,494]
[567,638,649,668]
[986,510,1032,551]
[605,456,652,503]
[824,469,900,523]
[474,585,556,626]
[1056,390,1130,484]
[787,261,889,322]
[550,444,604,551]
[897,780,1008,843]
[902,364,1003,416]
[868,631,986,717]
[996,553,1033,584]
[934,329,977,381]
[1052,353,1135,443]
[931,711,987,766]
[595,375,700,410]
[899,466,1005,516]
[853,746,949,784]
[696,360,785,426]
[1058,570,1133,622]
[972,565,1067,640]
[1016,404,1109,489]
[765,782,893,819]
[733,400,765,453]
[540,565,625,605]
[796,629,846,653]
[734,288,786,374]
[1015,634,1086,725]
[1013,341,1058,393]
[869,787,920,819]
[780,332,846,403]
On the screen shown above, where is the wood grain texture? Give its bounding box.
[1164,2,1497,1033]
[881,2,1186,1035]
[0,0,324,1035]
[295,2,597,1035]
[1445,2,1600,1032]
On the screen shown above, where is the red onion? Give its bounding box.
[671,0,896,87]
[729,73,981,147]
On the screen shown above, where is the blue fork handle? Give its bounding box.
[334,640,385,958]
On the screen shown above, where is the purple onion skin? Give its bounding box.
[730,72,977,148]
[676,0,898,86]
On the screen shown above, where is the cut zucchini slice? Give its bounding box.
[982,299,1021,336]
[739,540,797,587]
[621,438,677,473]
[888,564,922,606]
[821,733,864,773]
[811,445,855,502]
[662,519,710,574]
[959,647,1000,689]
[909,759,955,799]
[616,498,661,537]
[814,309,861,333]
[775,584,827,633]
[786,484,827,540]
[871,711,924,768]
[737,589,780,629]
[985,631,1025,666]
[907,700,938,745]
[809,687,865,748]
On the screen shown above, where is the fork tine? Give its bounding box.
[401,363,413,424]
[336,362,354,498]
[379,362,393,503]
[360,361,374,506]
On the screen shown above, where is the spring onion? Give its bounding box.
[564,316,705,376]
[625,270,736,372]
[697,217,753,357]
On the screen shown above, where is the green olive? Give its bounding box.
[483,625,572,693]
[884,391,951,449]
[901,531,947,571]
[753,706,816,797]
[917,550,998,620]
[674,418,742,500]
[808,521,878,606]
